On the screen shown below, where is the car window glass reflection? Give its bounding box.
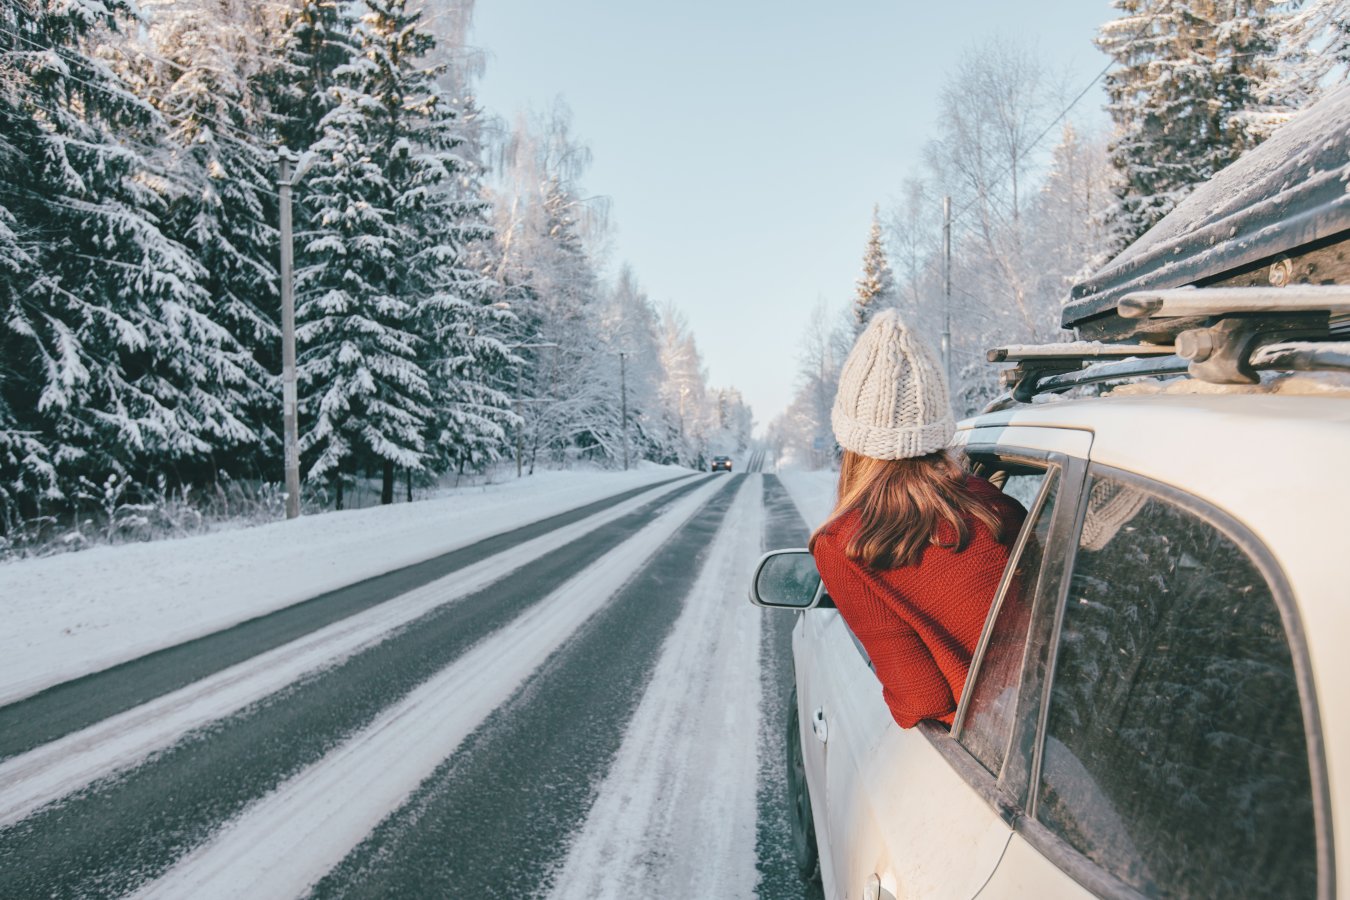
[1037,475,1315,898]
[958,468,1056,776]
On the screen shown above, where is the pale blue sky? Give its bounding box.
[469,1,1117,429]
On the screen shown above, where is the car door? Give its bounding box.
[977,465,1329,899]
[813,427,1090,900]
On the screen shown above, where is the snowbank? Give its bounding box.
[0,464,688,705]
[775,468,837,530]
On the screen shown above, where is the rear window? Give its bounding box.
[1036,473,1316,898]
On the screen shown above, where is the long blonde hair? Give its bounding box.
[811,450,1006,570]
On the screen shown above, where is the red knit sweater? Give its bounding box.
[811,475,1026,729]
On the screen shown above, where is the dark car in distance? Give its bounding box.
[710,456,733,473]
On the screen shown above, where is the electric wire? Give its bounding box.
[948,0,1176,227]
[0,22,279,156]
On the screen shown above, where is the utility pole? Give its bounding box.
[941,195,953,389]
[277,147,302,520]
[619,351,630,471]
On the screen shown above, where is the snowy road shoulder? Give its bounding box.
[0,465,688,705]
[775,468,838,533]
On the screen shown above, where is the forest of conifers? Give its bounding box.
[0,0,752,542]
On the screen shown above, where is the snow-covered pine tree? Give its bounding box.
[1,0,259,526]
[126,0,282,480]
[1027,125,1115,303]
[487,107,629,471]
[657,304,711,468]
[1266,0,1350,111]
[264,0,355,154]
[297,3,434,508]
[853,204,896,333]
[1098,0,1282,248]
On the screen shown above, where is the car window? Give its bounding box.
[957,466,1057,777]
[1036,473,1315,899]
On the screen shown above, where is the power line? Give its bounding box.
[949,0,1175,227]
[0,22,273,153]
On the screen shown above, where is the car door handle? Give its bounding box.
[811,707,828,743]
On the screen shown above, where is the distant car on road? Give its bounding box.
[710,456,733,473]
[751,86,1350,900]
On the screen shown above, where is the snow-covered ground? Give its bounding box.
[0,464,687,705]
[776,467,838,532]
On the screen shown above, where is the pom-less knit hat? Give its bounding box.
[831,309,955,460]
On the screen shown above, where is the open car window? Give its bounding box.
[955,460,1058,777]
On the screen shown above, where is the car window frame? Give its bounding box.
[916,445,1089,827]
[1017,462,1336,900]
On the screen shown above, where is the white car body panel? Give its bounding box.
[977,834,1090,898]
[803,611,1014,900]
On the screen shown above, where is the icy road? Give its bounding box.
[0,466,827,899]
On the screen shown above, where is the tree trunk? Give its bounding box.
[335,472,345,511]
[381,460,394,505]
[405,467,412,503]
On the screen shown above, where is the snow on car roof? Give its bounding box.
[1063,84,1350,335]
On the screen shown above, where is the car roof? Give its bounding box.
[962,394,1350,528]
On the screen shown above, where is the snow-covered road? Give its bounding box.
[0,468,837,899]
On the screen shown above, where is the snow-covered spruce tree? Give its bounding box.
[298,0,515,505]
[124,0,283,480]
[1265,0,1350,112]
[1098,0,1282,248]
[264,0,355,154]
[0,0,259,527]
[297,7,430,508]
[853,205,896,334]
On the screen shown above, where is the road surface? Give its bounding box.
[0,464,825,899]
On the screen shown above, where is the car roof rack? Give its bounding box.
[987,285,1350,410]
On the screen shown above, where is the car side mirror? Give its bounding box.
[749,549,834,610]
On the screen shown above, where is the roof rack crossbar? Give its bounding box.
[981,341,1350,412]
[987,342,1175,363]
[1034,355,1189,393]
[1119,285,1350,319]
[1250,341,1350,373]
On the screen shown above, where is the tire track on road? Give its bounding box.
[546,475,764,899]
[0,475,692,762]
[755,474,825,900]
[0,478,712,900]
[304,476,746,900]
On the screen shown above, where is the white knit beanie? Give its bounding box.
[831,309,955,460]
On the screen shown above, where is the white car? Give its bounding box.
[751,85,1350,899]
[755,394,1350,899]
